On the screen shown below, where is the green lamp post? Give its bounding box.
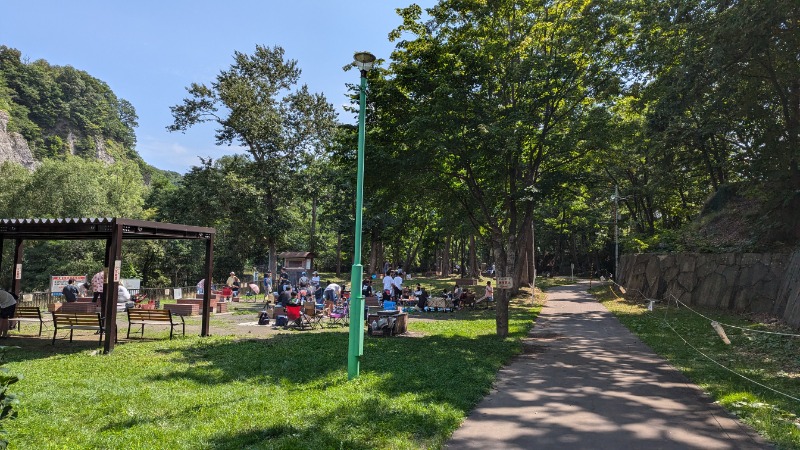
[348,50,376,380]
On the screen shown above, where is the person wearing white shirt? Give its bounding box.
[392,273,403,299]
[382,271,394,296]
[322,283,341,316]
[118,284,132,302]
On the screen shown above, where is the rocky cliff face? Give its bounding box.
[0,110,39,170]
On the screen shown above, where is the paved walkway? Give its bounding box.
[447,282,769,449]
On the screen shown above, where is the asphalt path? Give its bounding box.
[447,282,769,449]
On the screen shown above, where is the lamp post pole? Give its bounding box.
[614,185,619,280]
[348,51,375,380]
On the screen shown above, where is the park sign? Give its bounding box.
[497,277,513,289]
[50,275,86,295]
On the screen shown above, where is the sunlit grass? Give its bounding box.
[594,285,800,449]
[4,294,539,449]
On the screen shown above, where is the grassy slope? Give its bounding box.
[4,283,539,449]
[595,285,800,449]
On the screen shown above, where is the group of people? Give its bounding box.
[61,272,131,309]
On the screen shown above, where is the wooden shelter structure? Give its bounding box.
[0,218,216,353]
[278,251,315,286]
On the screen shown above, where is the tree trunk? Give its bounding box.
[309,195,318,254]
[442,235,451,276]
[492,233,510,338]
[335,232,342,277]
[469,235,479,278]
[268,238,277,287]
[368,231,379,277]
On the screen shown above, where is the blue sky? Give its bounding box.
[1,1,435,173]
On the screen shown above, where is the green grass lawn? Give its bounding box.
[3,293,539,449]
[594,285,800,449]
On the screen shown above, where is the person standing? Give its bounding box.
[298,272,309,288]
[392,271,404,300]
[382,271,394,298]
[0,289,17,338]
[310,271,320,290]
[91,270,105,307]
[263,271,273,301]
[226,272,236,287]
[62,279,79,302]
[196,279,205,295]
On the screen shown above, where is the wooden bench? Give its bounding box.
[126,309,185,340]
[51,312,106,345]
[12,306,50,336]
[455,278,478,287]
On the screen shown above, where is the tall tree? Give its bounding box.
[387,0,630,336]
[168,45,338,279]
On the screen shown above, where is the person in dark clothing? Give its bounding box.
[62,279,79,302]
[277,286,292,306]
[417,288,429,311]
[362,279,373,297]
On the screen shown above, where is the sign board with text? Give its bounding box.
[50,275,87,295]
[497,277,513,289]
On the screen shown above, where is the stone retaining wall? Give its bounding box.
[618,249,800,328]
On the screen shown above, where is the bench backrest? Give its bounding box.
[455,278,478,286]
[52,312,102,327]
[14,306,42,319]
[127,309,172,321]
[364,296,381,307]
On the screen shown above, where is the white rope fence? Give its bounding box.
[605,280,800,405]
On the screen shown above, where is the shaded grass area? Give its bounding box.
[5,296,539,449]
[594,285,800,449]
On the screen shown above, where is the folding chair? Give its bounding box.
[284,304,311,330]
[303,301,323,329]
[328,302,349,327]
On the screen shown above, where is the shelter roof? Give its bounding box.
[0,218,215,240]
[278,251,315,259]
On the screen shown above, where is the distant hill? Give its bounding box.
[0,46,178,185]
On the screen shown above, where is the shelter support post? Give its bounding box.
[103,224,123,354]
[10,239,23,298]
[201,235,214,337]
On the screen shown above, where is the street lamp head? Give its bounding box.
[353,51,376,71]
